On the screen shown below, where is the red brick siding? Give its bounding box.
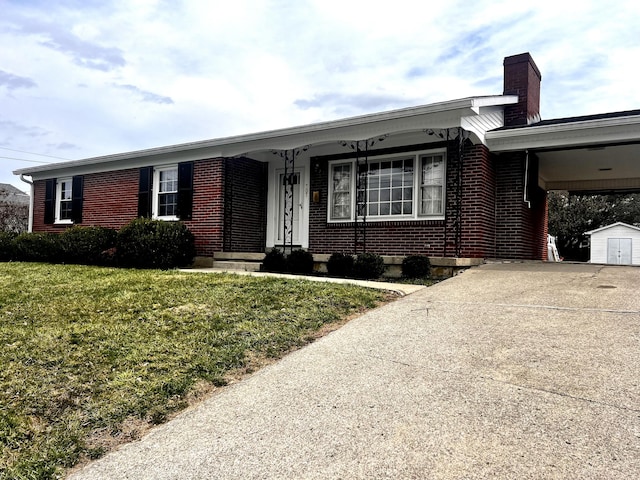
[182,158,225,257]
[223,157,267,252]
[460,143,496,258]
[32,169,139,233]
[32,159,228,258]
[495,151,547,260]
[309,141,496,257]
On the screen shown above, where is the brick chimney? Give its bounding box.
[503,53,542,126]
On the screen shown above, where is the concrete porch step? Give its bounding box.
[212,260,262,272]
[214,252,265,262]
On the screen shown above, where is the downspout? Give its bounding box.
[523,150,531,208]
[19,174,34,232]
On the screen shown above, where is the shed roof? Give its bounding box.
[585,222,640,235]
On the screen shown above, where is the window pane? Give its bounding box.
[159,168,178,193]
[379,175,390,188]
[421,186,443,214]
[420,155,445,216]
[159,192,177,217]
[331,163,352,220]
[363,158,414,217]
[60,201,72,220]
[61,180,72,200]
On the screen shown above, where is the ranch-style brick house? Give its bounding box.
[14,53,640,269]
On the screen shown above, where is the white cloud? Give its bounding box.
[1,0,640,189]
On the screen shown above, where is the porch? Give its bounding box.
[193,252,483,279]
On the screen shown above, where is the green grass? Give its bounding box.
[0,263,388,480]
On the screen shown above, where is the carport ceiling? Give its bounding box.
[538,142,640,192]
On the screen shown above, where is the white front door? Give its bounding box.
[607,238,632,264]
[276,170,302,245]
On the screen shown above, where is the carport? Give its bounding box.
[486,109,640,194]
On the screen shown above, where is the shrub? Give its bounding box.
[326,252,354,277]
[116,218,196,269]
[0,232,17,261]
[262,248,287,273]
[352,252,385,279]
[286,249,314,274]
[13,232,62,263]
[401,255,431,279]
[59,226,117,266]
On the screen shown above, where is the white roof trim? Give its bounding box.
[585,221,640,235]
[485,114,640,152]
[14,95,518,176]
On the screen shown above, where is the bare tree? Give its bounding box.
[0,184,29,233]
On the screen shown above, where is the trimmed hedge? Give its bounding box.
[286,249,314,274]
[326,252,354,277]
[262,249,287,273]
[352,252,385,279]
[116,218,196,269]
[0,232,17,261]
[12,232,62,263]
[1,220,196,269]
[59,226,117,266]
[401,255,431,279]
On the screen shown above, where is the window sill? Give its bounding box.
[328,215,445,224]
[153,216,180,222]
[54,220,73,226]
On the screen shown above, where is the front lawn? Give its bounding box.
[0,263,388,479]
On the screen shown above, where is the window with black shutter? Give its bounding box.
[177,161,194,220]
[138,166,153,217]
[44,178,55,224]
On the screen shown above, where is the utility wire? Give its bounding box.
[1,156,53,164]
[0,146,71,161]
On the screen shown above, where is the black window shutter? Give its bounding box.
[44,178,55,224]
[177,161,194,220]
[138,166,153,217]
[71,175,84,223]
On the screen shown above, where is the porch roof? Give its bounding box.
[14,95,517,179]
[485,110,640,193]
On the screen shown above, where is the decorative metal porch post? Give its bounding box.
[427,127,469,257]
[272,147,308,255]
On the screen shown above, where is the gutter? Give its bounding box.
[19,174,34,233]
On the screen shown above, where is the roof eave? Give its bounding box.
[485,115,640,152]
[14,95,518,176]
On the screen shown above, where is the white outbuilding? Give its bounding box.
[585,222,640,265]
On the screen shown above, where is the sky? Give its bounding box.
[2,0,640,192]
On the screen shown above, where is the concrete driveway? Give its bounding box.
[69,263,640,479]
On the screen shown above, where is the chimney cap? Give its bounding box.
[504,52,541,80]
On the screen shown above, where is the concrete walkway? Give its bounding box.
[69,263,640,479]
[183,267,427,296]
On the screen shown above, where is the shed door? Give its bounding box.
[607,238,632,264]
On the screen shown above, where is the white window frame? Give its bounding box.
[327,149,446,223]
[152,165,179,221]
[328,162,353,221]
[55,177,73,224]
